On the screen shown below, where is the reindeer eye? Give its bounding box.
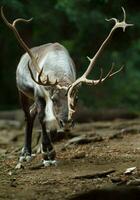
[51,95,58,104]
[76,96,78,101]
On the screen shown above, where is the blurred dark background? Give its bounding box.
[0,0,139,117]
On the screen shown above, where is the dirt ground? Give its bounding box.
[1,117,140,200]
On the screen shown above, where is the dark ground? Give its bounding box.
[0,113,140,200]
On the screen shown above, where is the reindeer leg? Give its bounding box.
[36,97,56,164]
[19,91,37,162]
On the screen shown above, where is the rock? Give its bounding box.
[124,167,136,175]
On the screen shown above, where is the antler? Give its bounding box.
[27,62,59,86]
[67,7,133,120]
[1,7,39,72]
[1,7,66,89]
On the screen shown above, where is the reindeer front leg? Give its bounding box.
[36,97,56,164]
[19,92,37,162]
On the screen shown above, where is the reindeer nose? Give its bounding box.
[60,120,65,128]
[60,119,74,129]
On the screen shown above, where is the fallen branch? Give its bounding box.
[74,169,115,179]
[109,128,140,139]
[62,135,103,150]
[29,163,44,170]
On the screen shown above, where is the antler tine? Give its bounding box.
[45,75,51,85]
[54,79,59,85]
[38,67,45,84]
[37,66,59,87]
[13,18,33,27]
[122,7,126,21]
[28,61,60,87]
[94,68,104,85]
[101,63,114,82]
[44,75,59,86]
[86,67,104,86]
[27,62,41,85]
[28,62,47,86]
[93,64,124,84]
[35,66,58,86]
[1,6,11,27]
[108,65,124,78]
[105,18,118,24]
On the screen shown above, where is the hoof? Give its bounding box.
[42,148,56,160]
[19,148,33,162]
[42,159,57,167]
[15,162,24,169]
[19,155,32,162]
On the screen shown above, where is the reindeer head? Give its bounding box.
[49,87,74,129]
[1,7,133,130]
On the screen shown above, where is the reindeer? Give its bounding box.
[1,7,132,166]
